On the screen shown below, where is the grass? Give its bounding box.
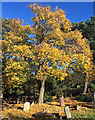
[71,107,95,119]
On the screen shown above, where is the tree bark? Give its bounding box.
[94,91,95,101]
[38,80,45,104]
[83,73,88,93]
[93,91,95,108]
[83,80,88,93]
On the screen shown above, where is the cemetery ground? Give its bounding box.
[1,96,95,119]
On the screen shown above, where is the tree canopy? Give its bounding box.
[2,4,94,103]
[72,16,95,64]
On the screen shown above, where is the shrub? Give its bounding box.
[75,93,93,102]
[43,93,52,103]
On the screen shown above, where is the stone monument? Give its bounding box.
[64,106,71,119]
[23,102,30,112]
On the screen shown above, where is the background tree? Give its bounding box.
[72,16,95,64]
[72,16,95,93]
[2,18,35,103]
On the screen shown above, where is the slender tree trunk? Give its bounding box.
[83,73,88,93]
[38,80,45,104]
[15,87,19,104]
[15,88,18,104]
[83,80,88,93]
[93,91,95,108]
[94,91,95,102]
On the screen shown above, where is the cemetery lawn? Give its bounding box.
[71,107,95,119]
[2,97,95,119]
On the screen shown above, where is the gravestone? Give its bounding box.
[59,96,65,106]
[23,102,30,112]
[64,106,71,119]
[77,105,81,110]
[31,101,34,105]
[59,116,62,120]
[47,110,49,113]
[32,112,55,118]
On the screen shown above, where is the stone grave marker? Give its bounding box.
[47,110,49,113]
[31,101,34,105]
[59,96,65,106]
[77,105,81,110]
[59,116,62,120]
[64,106,71,119]
[23,102,30,112]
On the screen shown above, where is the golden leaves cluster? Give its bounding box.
[28,4,93,80]
[2,3,94,88]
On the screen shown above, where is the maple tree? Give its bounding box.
[28,4,93,103]
[2,4,93,104]
[72,17,95,93]
[2,18,33,102]
[72,16,95,64]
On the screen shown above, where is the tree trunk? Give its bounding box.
[38,80,45,104]
[83,80,88,93]
[15,87,19,104]
[83,73,88,93]
[94,91,95,102]
[93,91,95,108]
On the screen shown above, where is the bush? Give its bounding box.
[43,93,52,103]
[75,93,93,102]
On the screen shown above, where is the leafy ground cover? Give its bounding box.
[1,97,95,119]
[2,103,65,119]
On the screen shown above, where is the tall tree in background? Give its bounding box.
[2,18,33,102]
[72,16,95,64]
[72,16,95,93]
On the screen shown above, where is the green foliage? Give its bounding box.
[43,93,52,103]
[75,93,93,102]
[71,108,95,119]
